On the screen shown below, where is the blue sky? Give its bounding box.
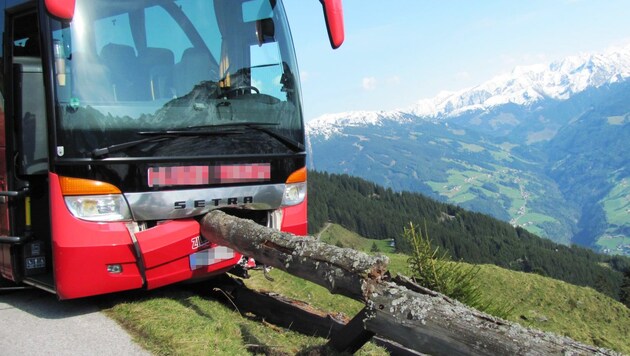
[283,0,630,121]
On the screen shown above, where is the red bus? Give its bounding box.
[0,0,343,299]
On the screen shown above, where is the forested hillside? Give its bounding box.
[307,171,630,300]
[307,58,630,252]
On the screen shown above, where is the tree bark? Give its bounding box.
[200,210,618,356]
[364,277,613,355]
[200,210,389,301]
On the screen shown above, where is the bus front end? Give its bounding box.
[47,0,308,299]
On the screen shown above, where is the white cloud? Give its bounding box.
[386,75,401,85]
[362,77,377,90]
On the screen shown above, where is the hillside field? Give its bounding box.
[102,224,630,355]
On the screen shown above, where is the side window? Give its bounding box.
[12,12,40,57]
[11,12,48,175]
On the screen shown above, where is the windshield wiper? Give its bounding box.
[91,135,174,158]
[185,122,305,152]
[91,130,240,158]
[136,127,242,136]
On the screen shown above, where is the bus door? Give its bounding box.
[0,8,52,290]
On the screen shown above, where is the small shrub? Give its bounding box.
[404,221,513,318]
[620,270,630,308]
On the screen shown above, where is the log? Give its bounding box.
[364,279,615,356]
[196,276,348,337]
[200,210,619,356]
[200,210,389,301]
[193,276,421,355]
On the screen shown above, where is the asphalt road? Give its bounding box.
[0,287,150,356]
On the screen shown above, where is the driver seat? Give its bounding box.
[174,47,217,96]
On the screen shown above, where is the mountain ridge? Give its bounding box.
[305,44,630,252]
[307,43,630,137]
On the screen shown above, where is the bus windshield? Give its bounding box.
[50,0,303,158]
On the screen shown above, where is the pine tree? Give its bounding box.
[620,270,630,308]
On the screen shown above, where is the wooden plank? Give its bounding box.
[196,276,424,355]
[327,307,375,353]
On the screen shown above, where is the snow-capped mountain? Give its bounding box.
[410,45,630,118]
[306,110,411,139]
[306,44,630,252]
[307,44,630,138]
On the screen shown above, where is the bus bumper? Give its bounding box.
[280,197,308,236]
[49,174,240,299]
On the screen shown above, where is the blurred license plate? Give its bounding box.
[189,246,234,270]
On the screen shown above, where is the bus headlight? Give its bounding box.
[282,182,306,206]
[282,167,307,206]
[59,176,132,222]
[65,195,132,222]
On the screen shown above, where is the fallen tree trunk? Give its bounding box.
[194,276,421,355]
[200,210,389,301]
[364,278,611,355]
[200,210,618,355]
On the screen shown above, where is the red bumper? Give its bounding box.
[49,174,240,299]
[281,197,308,236]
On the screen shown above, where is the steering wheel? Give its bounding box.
[219,85,260,98]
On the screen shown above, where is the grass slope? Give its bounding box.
[307,224,629,353]
[102,224,630,354]
[101,286,342,355]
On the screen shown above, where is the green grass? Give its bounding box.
[318,223,395,254]
[318,224,630,353]
[597,176,630,255]
[459,142,485,152]
[102,224,630,355]
[597,235,630,256]
[516,212,556,227]
[607,115,629,125]
[489,148,514,162]
[475,264,630,353]
[526,127,558,144]
[499,141,519,151]
[101,287,330,355]
[602,178,630,227]
[101,282,388,355]
[427,164,529,212]
[423,159,575,244]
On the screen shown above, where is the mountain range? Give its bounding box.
[306,44,630,254]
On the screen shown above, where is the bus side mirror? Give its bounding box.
[45,0,75,21]
[320,0,344,49]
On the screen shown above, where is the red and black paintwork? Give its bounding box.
[0,0,311,299]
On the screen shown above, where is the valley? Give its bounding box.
[306,45,630,254]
